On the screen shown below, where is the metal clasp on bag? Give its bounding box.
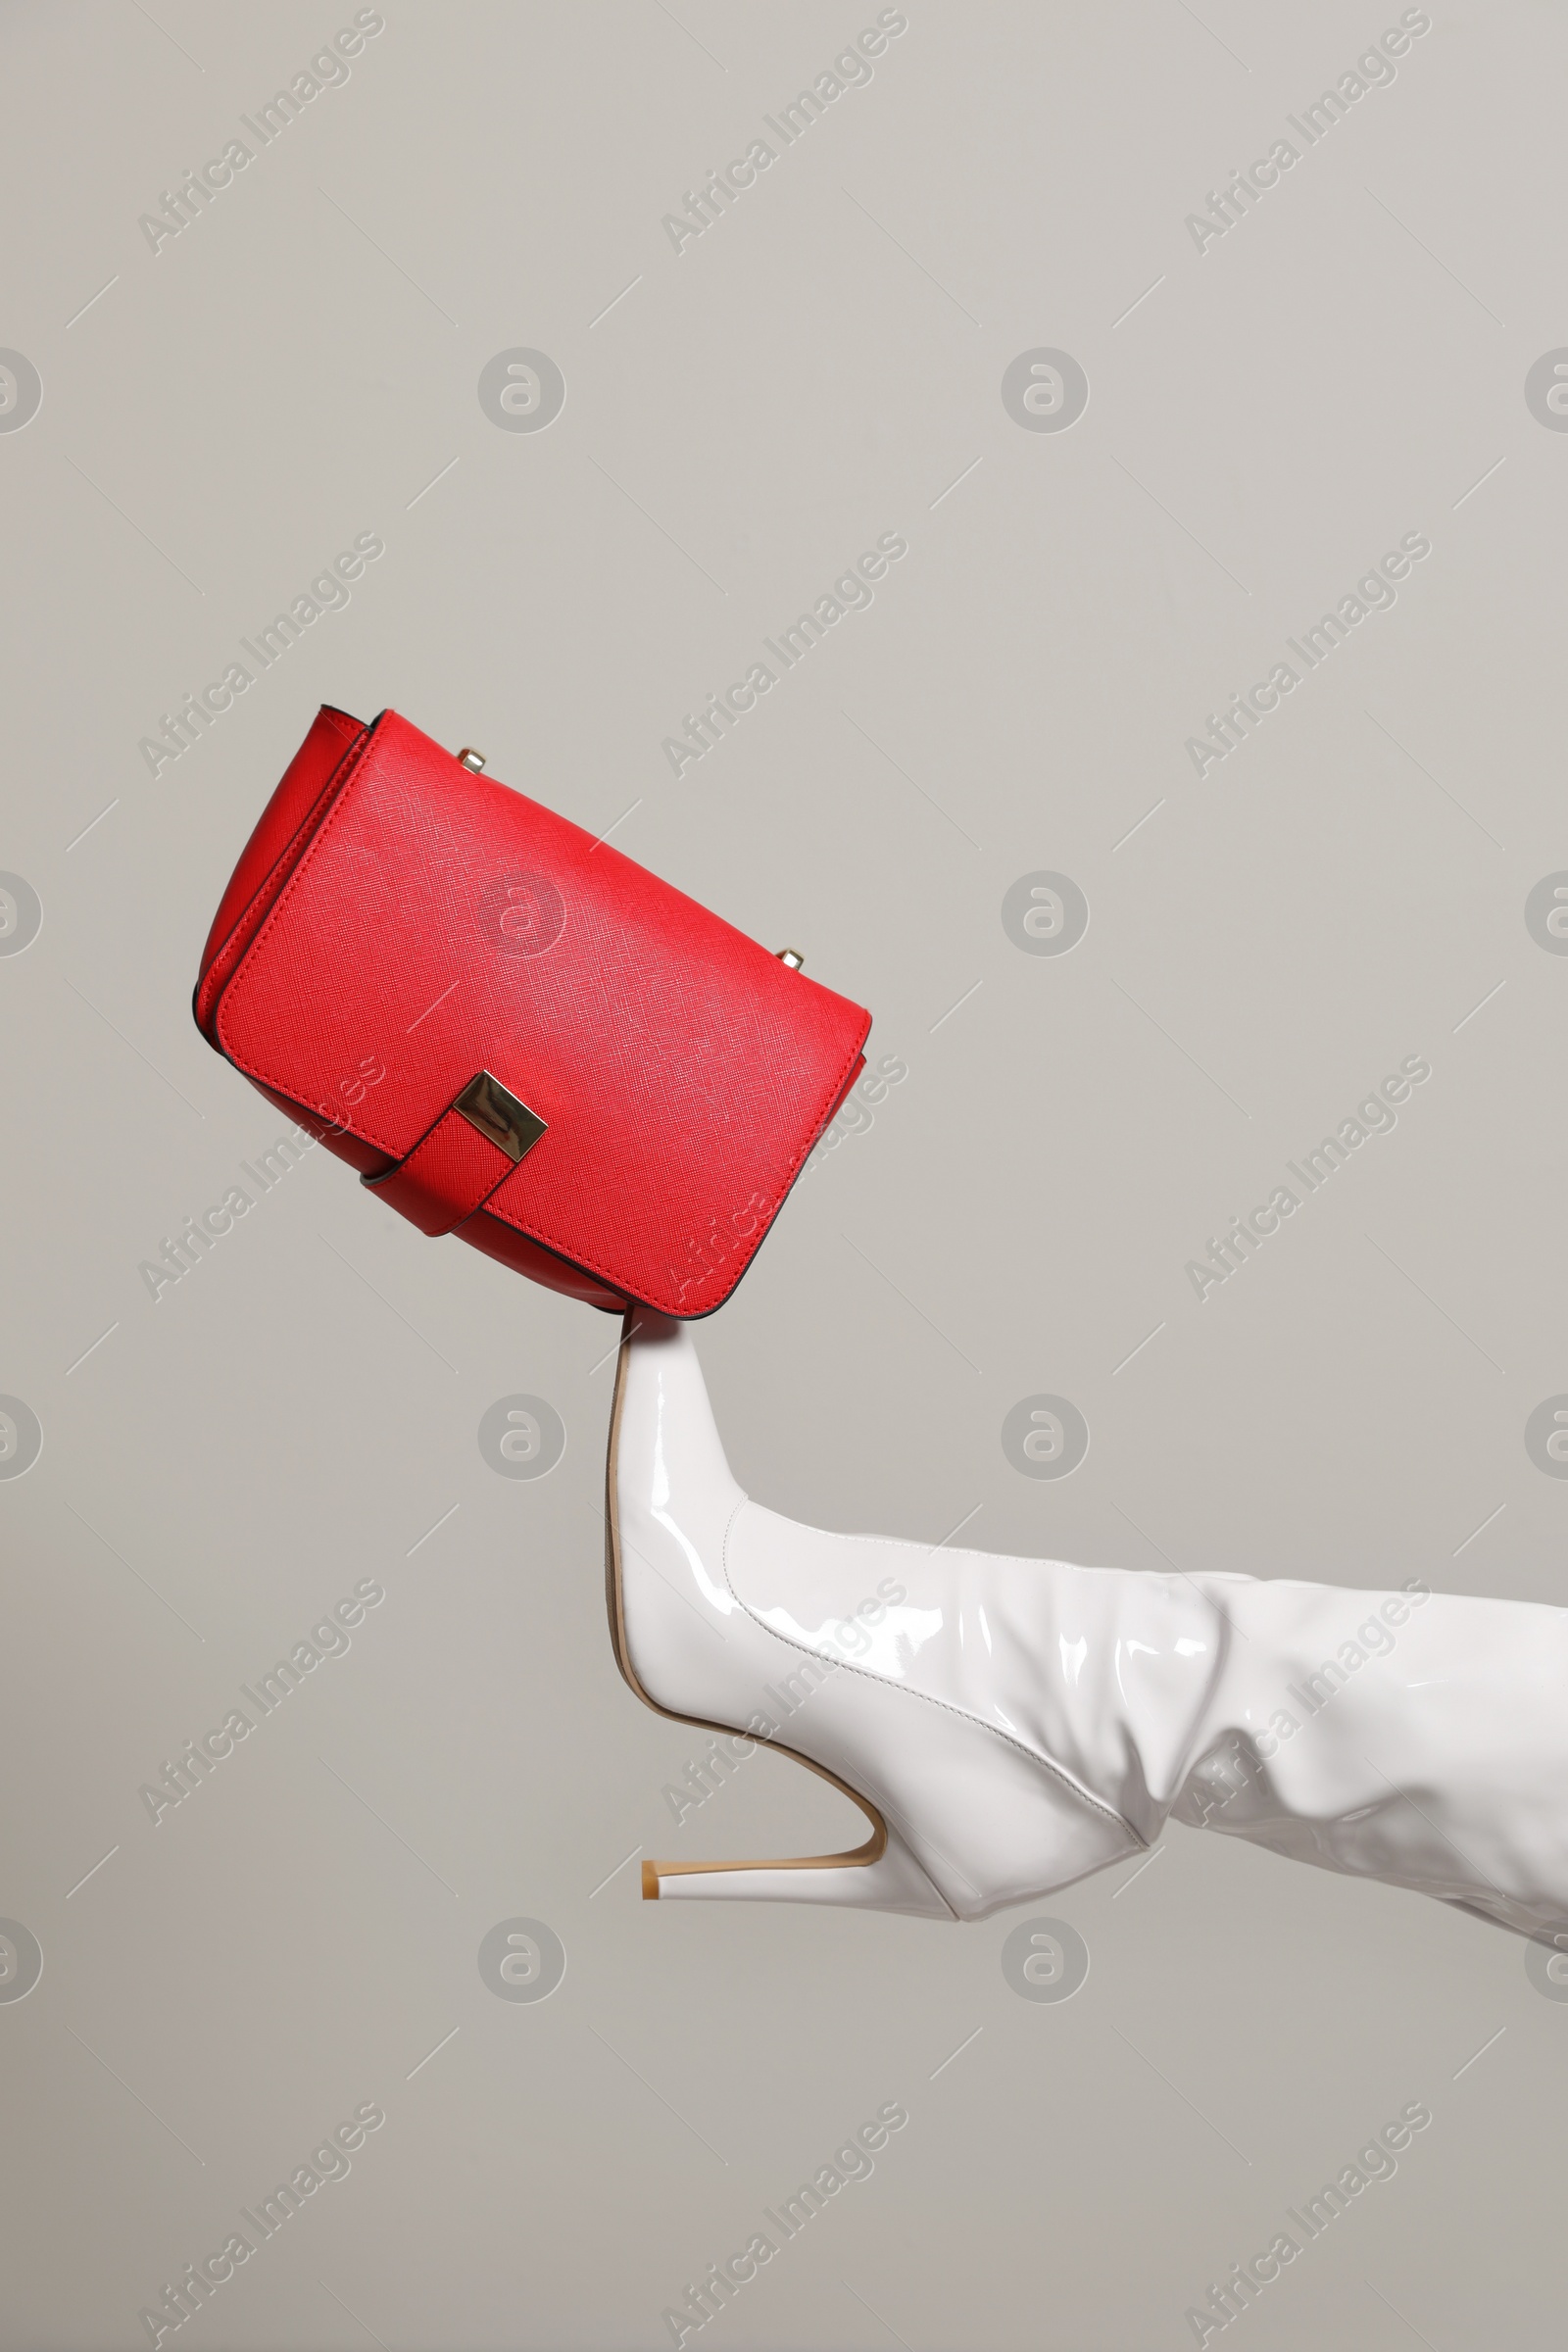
[359,1068,545,1238]
[452,1069,546,1161]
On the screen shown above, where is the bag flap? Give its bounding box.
[211,710,870,1314]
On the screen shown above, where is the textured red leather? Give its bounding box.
[451,1210,632,1312]
[196,706,368,1037]
[194,707,872,1317]
[362,1105,516,1238]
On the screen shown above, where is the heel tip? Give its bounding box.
[641,1860,660,1900]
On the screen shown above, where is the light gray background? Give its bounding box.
[2,2,1565,2345]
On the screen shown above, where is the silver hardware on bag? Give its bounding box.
[457,748,487,772]
[775,949,805,971]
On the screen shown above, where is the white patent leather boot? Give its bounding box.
[609,1314,1568,1936]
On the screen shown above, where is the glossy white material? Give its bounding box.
[615,1315,1568,1935]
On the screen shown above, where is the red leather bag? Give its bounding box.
[193,707,870,1315]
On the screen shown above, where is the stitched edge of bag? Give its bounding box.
[658,1007,872,1316]
[199,711,378,1038]
[215,712,410,1103]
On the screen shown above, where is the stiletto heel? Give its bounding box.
[639,1751,886,1901]
[605,1312,1144,1921]
[606,1316,952,1913]
[643,1824,952,1909]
